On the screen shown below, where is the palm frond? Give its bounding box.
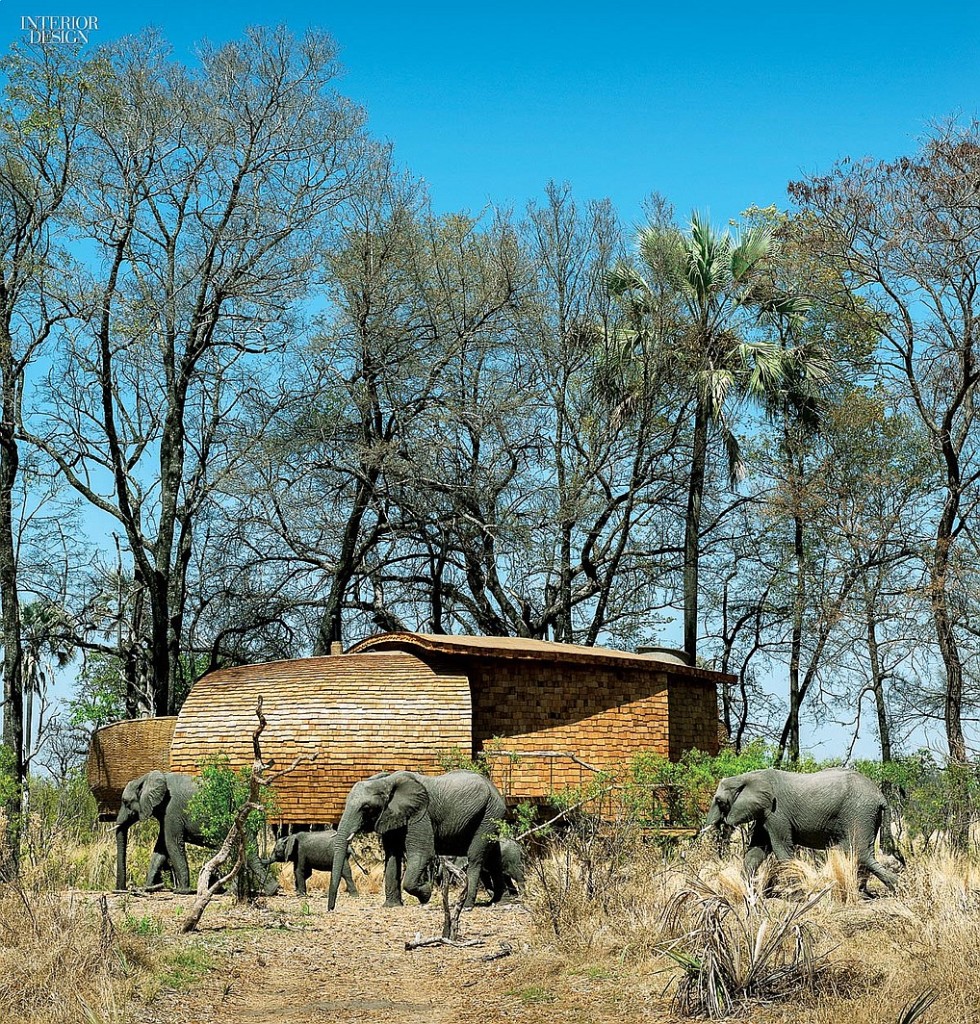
[730,223,774,282]
[739,340,792,398]
[717,416,745,488]
[637,224,685,284]
[699,367,735,420]
[605,259,648,299]
[896,989,939,1024]
[685,211,732,302]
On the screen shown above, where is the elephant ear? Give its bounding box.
[375,772,429,834]
[728,773,775,826]
[138,771,169,821]
[284,835,298,860]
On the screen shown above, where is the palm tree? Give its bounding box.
[607,211,826,661]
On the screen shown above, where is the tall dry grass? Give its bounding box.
[520,832,980,1022]
[0,883,158,1024]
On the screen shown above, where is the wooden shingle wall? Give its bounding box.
[463,658,671,799]
[168,653,471,825]
[667,679,722,759]
[86,717,177,819]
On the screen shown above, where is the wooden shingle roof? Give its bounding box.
[348,632,721,683]
[168,651,471,825]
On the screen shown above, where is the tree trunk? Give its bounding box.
[786,510,806,763]
[932,534,966,763]
[0,327,23,876]
[865,595,892,763]
[683,401,709,661]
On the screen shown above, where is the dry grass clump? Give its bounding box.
[661,881,833,1018]
[0,882,157,1024]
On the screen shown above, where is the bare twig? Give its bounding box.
[483,750,600,772]
[441,858,465,940]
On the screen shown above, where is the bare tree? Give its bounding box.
[0,45,88,870]
[27,29,366,714]
[792,123,980,761]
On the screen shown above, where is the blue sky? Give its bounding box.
[8,3,980,228]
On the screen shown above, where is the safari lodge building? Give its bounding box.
[87,632,726,826]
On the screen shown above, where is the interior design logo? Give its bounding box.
[21,15,98,43]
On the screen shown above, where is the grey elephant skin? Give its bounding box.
[263,830,358,897]
[705,767,898,892]
[115,769,278,895]
[328,769,506,911]
[449,836,524,902]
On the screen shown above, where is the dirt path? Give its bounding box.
[120,893,615,1024]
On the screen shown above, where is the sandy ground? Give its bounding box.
[111,889,662,1024]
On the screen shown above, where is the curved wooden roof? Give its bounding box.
[348,632,721,682]
[169,651,471,825]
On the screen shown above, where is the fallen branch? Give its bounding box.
[405,935,485,950]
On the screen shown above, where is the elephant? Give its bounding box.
[262,829,358,897]
[704,767,898,892]
[114,770,279,895]
[328,769,507,911]
[446,836,524,902]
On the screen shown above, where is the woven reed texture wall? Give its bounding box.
[86,717,177,819]
[169,652,471,825]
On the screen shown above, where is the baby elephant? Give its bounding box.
[445,837,525,902]
[484,837,525,900]
[263,829,359,897]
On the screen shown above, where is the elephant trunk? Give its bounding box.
[115,826,128,891]
[329,812,358,910]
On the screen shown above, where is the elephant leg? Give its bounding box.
[858,849,898,893]
[169,836,192,893]
[743,826,772,879]
[462,834,494,909]
[146,829,169,887]
[402,853,433,905]
[342,857,358,895]
[146,851,169,887]
[481,842,506,904]
[381,836,404,907]
[294,862,312,897]
[246,851,280,896]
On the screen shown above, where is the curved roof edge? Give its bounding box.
[346,632,733,683]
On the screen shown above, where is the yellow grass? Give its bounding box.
[0,883,158,1024]
[9,822,980,1022]
[519,837,980,1022]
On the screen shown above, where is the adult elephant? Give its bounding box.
[115,770,278,895]
[328,769,506,911]
[704,767,898,892]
